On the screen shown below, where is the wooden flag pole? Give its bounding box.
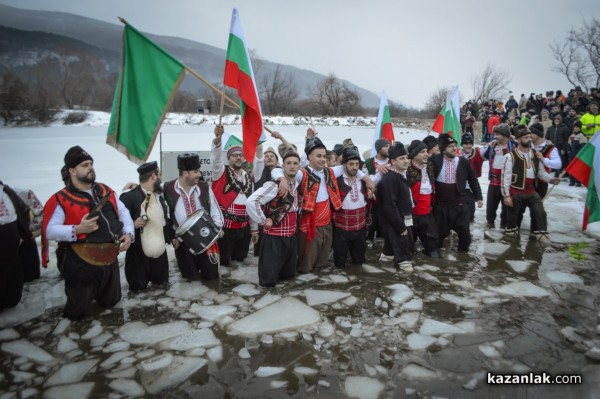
[218,83,226,126]
[542,170,566,202]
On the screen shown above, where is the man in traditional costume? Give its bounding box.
[363,138,390,245]
[431,134,483,252]
[459,133,484,222]
[247,151,301,286]
[332,146,370,269]
[377,142,414,268]
[529,122,561,199]
[120,161,170,291]
[163,154,223,280]
[212,125,258,266]
[482,124,517,229]
[406,140,440,258]
[42,146,133,320]
[502,125,559,239]
[0,181,31,311]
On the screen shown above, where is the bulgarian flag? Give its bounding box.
[107,22,185,164]
[565,132,600,230]
[431,85,462,147]
[370,90,395,157]
[223,8,265,163]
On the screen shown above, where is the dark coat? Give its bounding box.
[2,183,32,241]
[430,154,483,201]
[119,186,171,244]
[378,170,412,234]
[545,123,570,151]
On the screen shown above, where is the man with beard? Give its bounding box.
[378,142,414,268]
[246,151,301,287]
[459,134,484,222]
[406,140,439,258]
[332,146,370,269]
[502,126,560,239]
[431,134,483,252]
[119,162,171,291]
[164,154,223,280]
[530,123,561,199]
[272,137,375,273]
[363,138,390,245]
[253,130,294,189]
[42,146,134,320]
[482,124,517,229]
[212,125,258,266]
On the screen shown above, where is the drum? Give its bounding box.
[175,209,221,255]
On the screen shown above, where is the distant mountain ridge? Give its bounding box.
[0,3,380,108]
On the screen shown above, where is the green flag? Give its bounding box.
[107,23,185,164]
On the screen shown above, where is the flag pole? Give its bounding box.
[219,83,226,126]
[542,170,566,202]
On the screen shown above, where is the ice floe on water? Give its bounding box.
[119,321,192,345]
[545,270,584,284]
[140,356,207,394]
[506,260,534,273]
[1,339,55,364]
[44,359,98,387]
[488,281,550,297]
[345,376,385,399]
[304,289,350,306]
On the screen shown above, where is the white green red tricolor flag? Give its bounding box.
[223,8,265,163]
[565,132,600,230]
[371,90,395,157]
[431,85,462,147]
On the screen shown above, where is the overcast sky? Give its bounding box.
[1,0,598,108]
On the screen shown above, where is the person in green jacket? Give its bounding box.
[580,101,600,140]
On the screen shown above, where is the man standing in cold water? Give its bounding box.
[42,146,134,320]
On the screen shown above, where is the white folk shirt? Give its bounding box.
[436,156,460,184]
[492,144,508,170]
[364,157,389,185]
[341,173,367,210]
[246,179,299,226]
[412,162,432,194]
[173,179,223,229]
[533,142,562,170]
[0,185,17,225]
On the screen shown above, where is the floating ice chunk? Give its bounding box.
[364,364,377,376]
[238,348,251,359]
[228,297,320,336]
[319,321,335,338]
[20,388,38,398]
[296,273,319,282]
[107,367,137,379]
[253,293,282,310]
[261,334,274,345]
[119,321,191,345]
[100,351,135,369]
[401,298,423,311]
[463,377,478,390]
[158,328,220,351]
[362,264,384,273]
[207,345,223,363]
[109,378,145,397]
[407,333,436,350]
[189,304,237,321]
[141,353,173,371]
[140,356,207,395]
[43,382,95,399]
[319,379,331,388]
[374,298,382,307]
[419,319,468,336]
[585,347,600,361]
[450,279,473,289]
[489,281,550,297]
[81,321,103,339]
[400,364,438,379]
[270,380,288,389]
[343,296,358,306]
[304,289,350,306]
[399,312,420,329]
[52,319,71,336]
[233,283,261,297]
[480,242,510,259]
[418,272,440,284]
[327,274,350,283]
[454,321,477,333]
[11,370,35,383]
[45,359,98,387]
[165,282,210,299]
[255,366,286,377]
[0,329,19,341]
[386,284,414,304]
[441,294,480,308]
[230,266,260,284]
[344,376,385,399]
[478,344,501,358]
[136,349,155,359]
[506,260,533,273]
[90,332,112,347]
[1,339,55,364]
[103,342,130,353]
[221,296,248,306]
[293,366,318,375]
[545,271,584,284]
[56,336,78,353]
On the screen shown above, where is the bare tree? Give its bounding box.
[311,73,361,116]
[424,86,452,116]
[470,63,512,103]
[550,18,600,91]
[260,64,299,115]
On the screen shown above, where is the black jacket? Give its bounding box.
[378,170,412,234]
[430,154,483,201]
[119,186,171,244]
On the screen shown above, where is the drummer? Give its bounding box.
[212,125,259,266]
[42,146,134,320]
[119,161,171,291]
[163,153,224,280]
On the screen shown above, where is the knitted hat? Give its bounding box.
[227,145,243,159]
[529,122,545,137]
[374,138,391,154]
[64,146,93,169]
[422,136,438,151]
[137,161,158,176]
[493,123,511,137]
[461,134,474,145]
[332,144,344,156]
[514,125,529,139]
[438,134,457,153]
[264,146,279,160]
[305,136,326,156]
[407,140,428,159]
[177,153,200,171]
[388,142,408,159]
[341,146,361,163]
